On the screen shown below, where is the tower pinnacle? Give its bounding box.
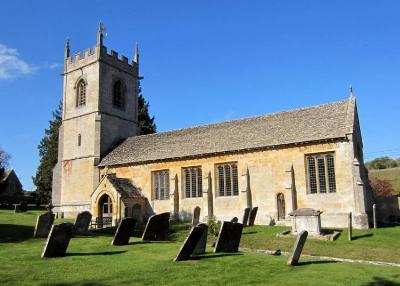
[134,42,139,65]
[64,39,70,59]
[349,84,353,96]
[97,22,106,47]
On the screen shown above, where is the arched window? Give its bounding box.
[277,193,285,220]
[76,80,86,107]
[113,80,124,108]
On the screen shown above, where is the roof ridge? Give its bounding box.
[130,98,350,140]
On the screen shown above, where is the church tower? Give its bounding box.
[52,24,139,216]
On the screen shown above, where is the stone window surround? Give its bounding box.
[112,79,126,110]
[74,77,88,108]
[215,162,239,197]
[305,151,337,194]
[151,169,170,201]
[182,166,203,199]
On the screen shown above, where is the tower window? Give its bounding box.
[78,134,81,146]
[76,80,86,107]
[113,80,124,108]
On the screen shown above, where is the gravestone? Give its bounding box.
[142,212,170,241]
[248,207,258,226]
[34,211,55,238]
[132,204,142,223]
[174,223,208,261]
[74,211,92,235]
[192,206,201,226]
[242,207,251,227]
[15,202,27,213]
[230,217,238,223]
[287,230,308,266]
[41,223,74,258]
[112,217,136,245]
[214,221,243,253]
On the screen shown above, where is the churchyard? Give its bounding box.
[0,209,399,286]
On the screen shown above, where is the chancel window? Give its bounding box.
[216,162,239,196]
[152,170,170,200]
[113,80,124,108]
[306,153,336,194]
[183,167,202,198]
[77,80,86,107]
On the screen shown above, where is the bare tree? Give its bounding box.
[0,147,11,180]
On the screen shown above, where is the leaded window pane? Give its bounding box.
[327,154,336,193]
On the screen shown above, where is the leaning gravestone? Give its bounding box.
[287,230,308,266]
[175,223,208,261]
[112,217,136,245]
[242,207,251,227]
[142,212,170,241]
[41,223,74,258]
[74,211,92,235]
[248,207,258,226]
[192,206,201,226]
[214,221,243,253]
[34,211,55,238]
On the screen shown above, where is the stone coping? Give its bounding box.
[288,208,323,216]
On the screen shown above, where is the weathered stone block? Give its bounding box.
[142,212,170,241]
[192,206,201,226]
[112,217,136,245]
[287,230,308,266]
[289,208,322,236]
[214,221,243,253]
[175,223,208,261]
[242,207,251,227]
[34,211,55,238]
[248,207,258,226]
[74,211,92,235]
[41,223,74,258]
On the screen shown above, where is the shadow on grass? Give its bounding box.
[362,277,400,286]
[297,260,339,266]
[0,224,34,243]
[192,252,244,260]
[352,233,374,240]
[129,240,174,245]
[242,231,258,235]
[67,250,127,257]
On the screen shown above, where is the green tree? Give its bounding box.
[137,81,156,135]
[32,102,62,204]
[0,147,11,180]
[365,156,399,170]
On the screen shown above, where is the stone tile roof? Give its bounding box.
[107,175,145,198]
[99,97,356,167]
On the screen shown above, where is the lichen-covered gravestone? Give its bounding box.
[248,207,258,226]
[242,207,251,227]
[74,211,92,235]
[142,212,170,241]
[111,217,136,245]
[41,223,74,258]
[192,206,201,226]
[175,223,208,261]
[214,221,243,253]
[34,211,55,238]
[287,230,308,266]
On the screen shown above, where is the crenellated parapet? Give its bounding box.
[65,44,138,76]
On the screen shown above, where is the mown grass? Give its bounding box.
[369,167,400,194]
[0,210,399,286]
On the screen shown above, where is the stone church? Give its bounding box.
[52,26,372,229]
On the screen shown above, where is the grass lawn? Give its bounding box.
[0,210,399,286]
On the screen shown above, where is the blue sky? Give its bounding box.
[0,1,399,191]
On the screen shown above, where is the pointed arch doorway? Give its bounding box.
[98,194,113,219]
